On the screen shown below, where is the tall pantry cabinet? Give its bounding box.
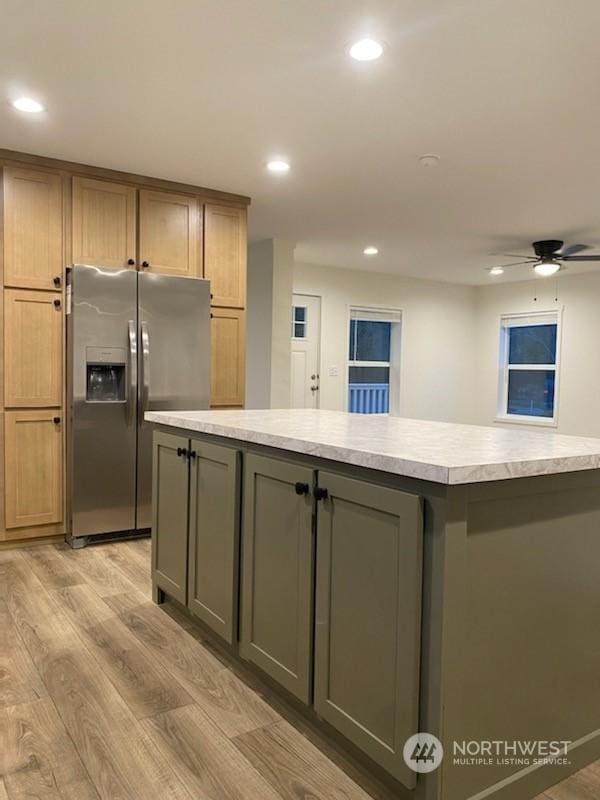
[0,151,249,544]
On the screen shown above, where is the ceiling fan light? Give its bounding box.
[534,259,561,277]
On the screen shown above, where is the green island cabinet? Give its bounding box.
[152,430,240,643]
[150,412,600,800]
[153,432,424,789]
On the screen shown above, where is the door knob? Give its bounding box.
[314,487,328,501]
[294,482,310,495]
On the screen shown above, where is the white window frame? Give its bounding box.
[496,309,562,427]
[346,306,402,415]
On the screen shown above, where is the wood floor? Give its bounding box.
[0,539,596,800]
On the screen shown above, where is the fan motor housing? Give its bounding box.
[533,240,563,258]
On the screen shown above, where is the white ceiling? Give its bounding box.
[2,0,600,285]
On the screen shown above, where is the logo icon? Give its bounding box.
[403,733,444,773]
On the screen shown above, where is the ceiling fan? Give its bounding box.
[487,240,600,277]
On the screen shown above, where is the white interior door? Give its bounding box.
[291,294,321,408]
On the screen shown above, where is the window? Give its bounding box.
[498,312,560,423]
[292,305,306,339]
[348,308,401,414]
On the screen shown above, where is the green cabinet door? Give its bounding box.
[151,431,190,603]
[188,440,240,643]
[314,471,423,789]
[240,453,314,703]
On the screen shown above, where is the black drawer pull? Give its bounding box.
[53,275,62,287]
[294,482,309,496]
[314,487,329,501]
[176,447,188,457]
[53,299,61,309]
[53,416,61,424]
[188,450,197,460]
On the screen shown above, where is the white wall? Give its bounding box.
[293,262,478,423]
[474,271,600,437]
[246,238,295,409]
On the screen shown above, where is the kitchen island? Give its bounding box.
[145,409,600,800]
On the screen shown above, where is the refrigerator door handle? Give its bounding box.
[127,320,137,426]
[140,321,150,420]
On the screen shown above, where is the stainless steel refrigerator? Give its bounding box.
[66,263,210,547]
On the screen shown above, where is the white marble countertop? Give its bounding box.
[144,409,600,485]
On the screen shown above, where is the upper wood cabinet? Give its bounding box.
[72,177,137,269]
[210,308,246,407]
[3,167,63,290]
[139,190,201,277]
[5,410,63,529]
[204,204,246,307]
[4,289,63,407]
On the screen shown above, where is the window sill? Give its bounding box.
[494,414,558,429]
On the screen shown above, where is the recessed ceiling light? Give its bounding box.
[266,160,290,174]
[489,266,504,276]
[12,97,44,113]
[534,259,561,277]
[349,38,383,61]
[363,246,378,255]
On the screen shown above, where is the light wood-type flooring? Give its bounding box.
[0,539,595,800]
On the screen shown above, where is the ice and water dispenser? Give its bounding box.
[85,347,127,402]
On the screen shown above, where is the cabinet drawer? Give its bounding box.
[314,472,423,789]
[240,453,314,702]
[188,440,240,643]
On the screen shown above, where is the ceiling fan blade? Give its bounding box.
[561,254,600,262]
[490,252,536,261]
[560,244,590,257]
[487,260,537,269]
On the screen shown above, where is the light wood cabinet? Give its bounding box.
[204,204,246,307]
[4,289,63,407]
[210,308,245,407]
[3,167,63,290]
[139,190,201,276]
[5,410,63,529]
[72,176,137,268]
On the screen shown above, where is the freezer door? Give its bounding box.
[69,264,138,537]
[137,272,210,529]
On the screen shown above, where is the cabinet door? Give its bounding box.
[4,289,63,407]
[204,204,246,307]
[152,432,190,603]
[314,472,423,789]
[210,308,245,407]
[139,190,200,276]
[3,167,63,290]
[240,454,314,702]
[72,176,137,269]
[5,410,63,529]
[188,440,240,643]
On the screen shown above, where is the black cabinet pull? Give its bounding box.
[188,450,197,460]
[53,416,61,424]
[141,261,150,268]
[176,447,188,458]
[127,258,135,266]
[53,299,61,309]
[294,482,310,496]
[53,275,61,287]
[314,487,329,501]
